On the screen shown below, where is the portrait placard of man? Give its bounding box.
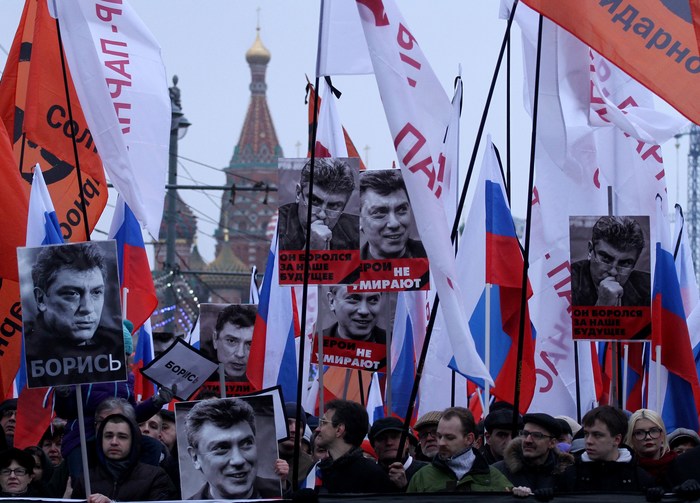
[360,169,426,261]
[315,286,395,371]
[175,395,281,500]
[356,169,429,292]
[570,216,650,307]
[198,303,257,395]
[570,215,651,340]
[277,157,361,285]
[17,241,126,387]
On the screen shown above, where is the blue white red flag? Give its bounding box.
[366,372,385,426]
[648,197,700,431]
[109,195,158,332]
[459,139,536,412]
[247,227,298,400]
[390,291,426,421]
[18,164,64,392]
[14,164,63,449]
[132,319,156,402]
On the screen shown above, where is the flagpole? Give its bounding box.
[512,12,543,428]
[622,343,629,411]
[484,284,492,415]
[450,0,519,242]
[292,0,326,489]
[505,17,512,202]
[395,1,520,463]
[54,16,91,240]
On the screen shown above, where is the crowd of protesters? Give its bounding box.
[3,389,700,501]
[1,319,699,501]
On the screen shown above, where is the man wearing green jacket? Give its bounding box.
[407,407,511,493]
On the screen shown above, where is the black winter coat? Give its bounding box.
[71,413,175,501]
[316,446,395,494]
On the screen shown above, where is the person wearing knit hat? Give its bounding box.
[493,412,573,497]
[413,410,442,461]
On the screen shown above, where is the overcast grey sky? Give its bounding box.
[0,1,689,265]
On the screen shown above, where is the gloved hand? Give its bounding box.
[533,487,555,502]
[646,486,664,502]
[153,385,176,407]
[674,478,700,500]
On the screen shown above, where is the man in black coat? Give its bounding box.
[557,405,654,493]
[314,399,394,494]
[369,417,427,491]
[71,413,174,502]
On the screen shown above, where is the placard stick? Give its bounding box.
[121,287,129,320]
[219,363,226,398]
[75,385,91,496]
[622,344,629,411]
[484,283,492,415]
[655,345,662,412]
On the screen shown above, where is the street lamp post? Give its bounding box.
[165,75,191,332]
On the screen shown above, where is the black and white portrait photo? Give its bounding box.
[175,395,282,500]
[570,215,651,307]
[17,241,126,388]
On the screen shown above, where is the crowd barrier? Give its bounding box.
[0,493,693,503]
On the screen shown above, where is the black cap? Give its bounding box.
[0,399,17,416]
[523,413,562,438]
[368,417,417,446]
[284,402,307,430]
[158,409,175,423]
[556,418,572,437]
[484,408,521,432]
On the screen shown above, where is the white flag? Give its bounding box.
[357,0,492,385]
[53,0,170,237]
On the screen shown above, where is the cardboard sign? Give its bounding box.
[140,338,218,400]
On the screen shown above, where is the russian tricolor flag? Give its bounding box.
[109,195,158,401]
[389,291,426,421]
[14,164,63,449]
[108,195,158,332]
[460,139,535,412]
[247,226,298,401]
[648,196,700,431]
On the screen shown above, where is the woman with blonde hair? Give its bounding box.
[625,409,676,486]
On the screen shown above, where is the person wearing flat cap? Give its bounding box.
[413,411,442,461]
[368,417,427,491]
[480,405,522,465]
[493,412,574,497]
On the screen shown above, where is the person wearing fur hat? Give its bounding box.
[493,413,574,497]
